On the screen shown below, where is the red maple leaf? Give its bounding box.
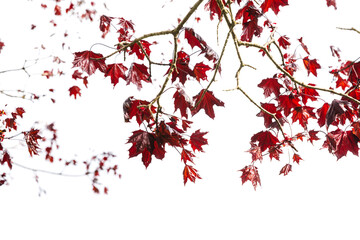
[261,0,288,15]
[65,2,74,13]
[325,99,349,127]
[72,51,107,76]
[298,37,310,55]
[193,62,211,81]
[23,129,42,157]
[54,5,61,15]
[335,76,349,90]
[303,57,321,77]
[257,103,284,129]
[291,106,316,128]
[251,131,279,152]
[348,62,360,85]
[192,89,225,119]
[127,130,155,168]
[184,28,219,63]
[293,153,303,164]
[129,40,151,60]
[69,86,81,99]
[168,51,195,84]
[241,19,263,42]
[279,164,292,176]
[99,15,113,38]
[317,102,330,127]
[181,149,195,164]
[278,94,301,117]
[258,78,283,97]
[308,130,320,144]
[326,129,359,160]
[126,63,151,90]
[352,122,360,139]
[235,1,259,22]
[278,35,290,49]
[300,84,319,104]
[15,107,25,118]
[269,146,283,160]
[104,63,128,87]
[173,87,192,119]
[118,17,135,32]
[1,151,12,169]
[239,165,261,190]
[326,0,337,9]
[204,0,225,20]
[247,143,263,162]
[190,130,208,152]
[183,165,201,185]
[122,97,156,125]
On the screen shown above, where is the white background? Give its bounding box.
[0,0,360,239]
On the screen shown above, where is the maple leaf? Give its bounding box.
[326,99,349,127]
[303,57,321,77]
[1,151,12,169]
[300,84,319,104]
[247,143,263,162]
[279,164,292,176]
[69,86,81,99]
[54,5,61,15]
[326,0,337,9]
[193,62,211,81]
[122,97,156,125]
[126,63,151,90]
[352,122,360,139]
[72,51,107,76]
[183,28,219,63]
[251,131,279,152]
[278,94,301,117]
[181,149,195,164]
[348,62,360,85]
[269,146,282,160]
[308,130,320,144]
[190,130,208,152]
[317,102,330,127]
[15,107,25,118]
[258,78,283,97]
[239,165,261,190]
[129,40,151,60]
[183,165,201,185]
[118,17,135,32]
[65,2,74,13]
[291,106,316,128]
[127,130,155,168]
[173,87,192,119]
[261,0,288,15]
[293,153,303,164]
[235,1,259,22]
[257,103,284,129]
[335,76,349,90]
[42,70,54,79]
[99,15,113,38]
[241,19,263,42]
[204,0,225,20]
[278,35,290,49]
[330,45,341,59]
[192,89,225,119]
[23,129,42,157]
[298,37,310,55]
[104,63,128,87]
[168,51,195,84]
[326,129,359,160]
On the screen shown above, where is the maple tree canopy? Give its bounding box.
[0,0,359,192]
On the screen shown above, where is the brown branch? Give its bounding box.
[337,27,360,35]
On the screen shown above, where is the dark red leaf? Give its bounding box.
[15,108,25,118]
[72,51,107,76]
[173,87,192,119]
[247,143,263,162]
[278,94,301,117]
[326,0,337,9]
[183,165,201,185]
[204,0,225,20]
[293,153,303,164]
[1,151,12,170]
[239,165,261,190]
[126,63,151,90]
[99,15,113,38]
[65,2,74,13]
[0,41,4,54]
[308,130,320,144]
[192,89,225,119]
[69,86,81,99]
[190,130,208,152]
[54,5,61,15]
[279,164,292,175]
[261,0,288,14]
[168,51,195,84]
[317,102,330,127]
[129,40,151,60]
[291,106,316,128]
[118,17,135,32]
[326,99,349,127]
[278,35,290,49]
[193,62,211,81]
[298,37,310,55]
[251,131,279,152]
[303,57,321,77]
[325,129,359,160]
[181,149,195,164]
[127,130,155,168]
[23,129,42,157]
[240,19,263,42]
[122,97,156,125]
[300,84,319,104]
[104,63,128,87]
[258,78,283,97]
